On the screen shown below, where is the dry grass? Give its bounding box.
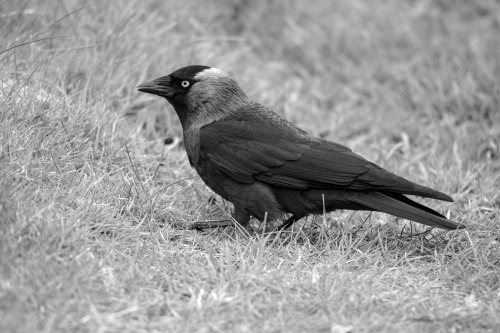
[1,0,499,332]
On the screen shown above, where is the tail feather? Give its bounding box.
[385,193,446,219]
[353,192,464,230]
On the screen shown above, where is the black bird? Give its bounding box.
[137,65,463,230]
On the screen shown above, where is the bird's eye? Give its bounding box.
[181,80,190,88]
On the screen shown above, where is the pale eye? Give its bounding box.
[181,80,190,88]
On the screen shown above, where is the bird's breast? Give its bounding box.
[183,127,202,167]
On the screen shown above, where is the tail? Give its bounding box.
[352,192,464,230]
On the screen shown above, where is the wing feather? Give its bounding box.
[198,105,451,201]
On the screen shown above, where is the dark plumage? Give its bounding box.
[137,65,464,230]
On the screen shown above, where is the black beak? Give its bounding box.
[137,75,174,97]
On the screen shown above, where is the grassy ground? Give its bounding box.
[1,0,500,332]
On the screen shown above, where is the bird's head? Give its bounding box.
[137,65,250,129]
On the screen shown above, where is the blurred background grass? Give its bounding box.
[3,1,500,138]
[1,0,500,332]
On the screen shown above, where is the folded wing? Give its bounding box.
[200,105,452,202]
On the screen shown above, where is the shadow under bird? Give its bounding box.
[137,65,464,231]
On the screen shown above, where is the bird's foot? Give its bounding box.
[275,215,300,231]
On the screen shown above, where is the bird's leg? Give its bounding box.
[233,206,250,226]
[277,215,301,230]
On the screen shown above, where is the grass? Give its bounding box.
[1,0,499,332]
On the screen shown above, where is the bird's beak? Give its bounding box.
[137,75,174,97]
